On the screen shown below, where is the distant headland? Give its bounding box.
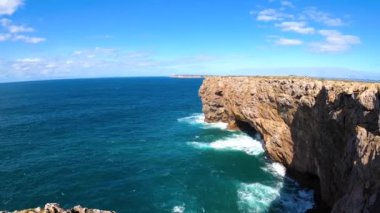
[170,74,204,79]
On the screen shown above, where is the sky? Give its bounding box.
[0,0,379,82]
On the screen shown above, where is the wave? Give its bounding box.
[237,181,314,213]
[188,134,265,156]
[264,162,287,177]
[180,113,313,212]
[178,113,228,130]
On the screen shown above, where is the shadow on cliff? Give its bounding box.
[267,86,380,212]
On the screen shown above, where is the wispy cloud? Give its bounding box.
[280,1,294,8]
[276,21,315,34]
[0,19,45,43]
[0,3,46,44]
[310,30,360,53]
[0,18,34,33]
[0,48,222,81]
[275,38,303,46]
[16,58,42,63]
[303,7,344,27]
[91,34,114,40]
[252,1,359,53]
[255,9,289,21]
[0,32,10,41]
[0,0,23,15]
[12,34,45,43]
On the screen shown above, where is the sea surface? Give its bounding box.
[0,78,314,213]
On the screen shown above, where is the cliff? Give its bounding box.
[2,203,115,213]
[199,76,380,212]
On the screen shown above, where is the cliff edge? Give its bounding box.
[199,76,380,212]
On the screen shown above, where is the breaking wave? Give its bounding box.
[178,113,228,130]
[265,162,287,177]
[188,134,265,156]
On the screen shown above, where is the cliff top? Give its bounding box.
[203,76,380,91]
[203,75,380,84]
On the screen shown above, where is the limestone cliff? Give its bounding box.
[199,76,380,212]
[1,203,115,213]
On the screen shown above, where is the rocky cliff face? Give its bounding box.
[199,76,380,212]
[2,203,115,213]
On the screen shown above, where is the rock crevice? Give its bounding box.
[199,76,380,212]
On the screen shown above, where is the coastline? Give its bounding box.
[199,76,380,212]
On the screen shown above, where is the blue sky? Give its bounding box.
[0,0,379,82]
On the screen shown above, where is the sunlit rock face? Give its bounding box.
[3,203,115,213]
[199,76,380,212]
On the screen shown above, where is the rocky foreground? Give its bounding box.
[199,76,380,212]
[1,203,115,213]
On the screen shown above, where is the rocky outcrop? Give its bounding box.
[1,203,115,213]
[199,76,380,212]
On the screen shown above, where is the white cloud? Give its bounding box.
[12,34,45,43]
[1,18,34,33]
[8,24,33,33]
[256,9,287,21]
[1,35,43,43]
[0,18,45,44]
[275,38,303,45]
[251,2,356,53]
[16,58,42,63]
[281,1,294,8]
[0,0,23,15]
[0,17,9,25]
[303,7,343,26]
[0,33,10,41]
[0,48,222,81]
[310,30,360,53]
[276,21,315,34]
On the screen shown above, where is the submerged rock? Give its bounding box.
[199,76,380,212]
[1,203,115,213]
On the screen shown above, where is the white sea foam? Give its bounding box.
[268,162,287,177]
[237,182,314,213]
[172,205,185,213]
[188,134,265,156]
[237,182,281,212]
[178,113,228,130]
[237,181,314,213]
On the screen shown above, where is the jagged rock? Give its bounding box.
[199,76,380,212]
[1,203,115,213]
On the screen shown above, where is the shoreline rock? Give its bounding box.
[199,76,380,212]
[1,203,115,213]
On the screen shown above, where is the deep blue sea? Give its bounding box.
[0,78,314,213]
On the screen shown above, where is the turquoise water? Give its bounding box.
[0,78,313,212]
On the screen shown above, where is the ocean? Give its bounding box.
[0,77,314,213]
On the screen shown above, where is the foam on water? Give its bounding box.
[237,182,281,212]
[237,181,314,213]
[237,179,314,213]
[180,112,314,212]
[178,113,228,130]
[172,205,185,213]
[266,162,287,177]
[188,134,265,156]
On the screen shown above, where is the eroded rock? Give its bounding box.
[1,203,115,213]
[199,76,380,212]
